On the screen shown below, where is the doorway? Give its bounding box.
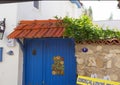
[23,38,76,85]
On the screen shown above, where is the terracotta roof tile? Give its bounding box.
[35,28,49,38]
[14,24,27,30]
[45,28,58,37]
[8,30,23,38]
[8,19,65,39]
[26,30,40,38]
[57,28,64,37]
[78,38,120,45]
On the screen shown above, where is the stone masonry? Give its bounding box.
[76,44,120,82]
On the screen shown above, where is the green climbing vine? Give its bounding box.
[55,15,120,42]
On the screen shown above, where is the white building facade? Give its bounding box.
[0,1,82,85]
[93,20,120,30]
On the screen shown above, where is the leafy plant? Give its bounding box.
[54,15,120,42]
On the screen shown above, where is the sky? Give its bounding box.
[80,1,120,21]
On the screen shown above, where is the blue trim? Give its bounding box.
[0,48,3,62]
[22,40,25,85]
[70,0,81,8]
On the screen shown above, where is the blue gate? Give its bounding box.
[23,38,76,85]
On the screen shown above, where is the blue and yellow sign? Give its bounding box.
[77,75,120,85]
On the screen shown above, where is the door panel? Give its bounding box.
[24,39,43,85]
[44,39,76,85]
[24,38,76,85]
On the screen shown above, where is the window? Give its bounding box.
[33,1,39,9]
[0,48,3,62]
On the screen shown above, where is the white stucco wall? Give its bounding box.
[17,1,82,21]
[0,3,20,85]
[17,1,41,21]
[39,1,82,19]
[93,20,120,30]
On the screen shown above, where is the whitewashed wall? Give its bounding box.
[39,1,82,19]
[17,1,41,21]
[0,3,19,85]
[93,20,120,30]
[17,1,82,21]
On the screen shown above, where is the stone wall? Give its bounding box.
[76,44,120,82]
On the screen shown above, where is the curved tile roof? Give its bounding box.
[78,38,120,45]
[8,19,64,39]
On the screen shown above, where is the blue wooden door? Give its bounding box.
[24,38,76,85]
[24,39,43,85]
